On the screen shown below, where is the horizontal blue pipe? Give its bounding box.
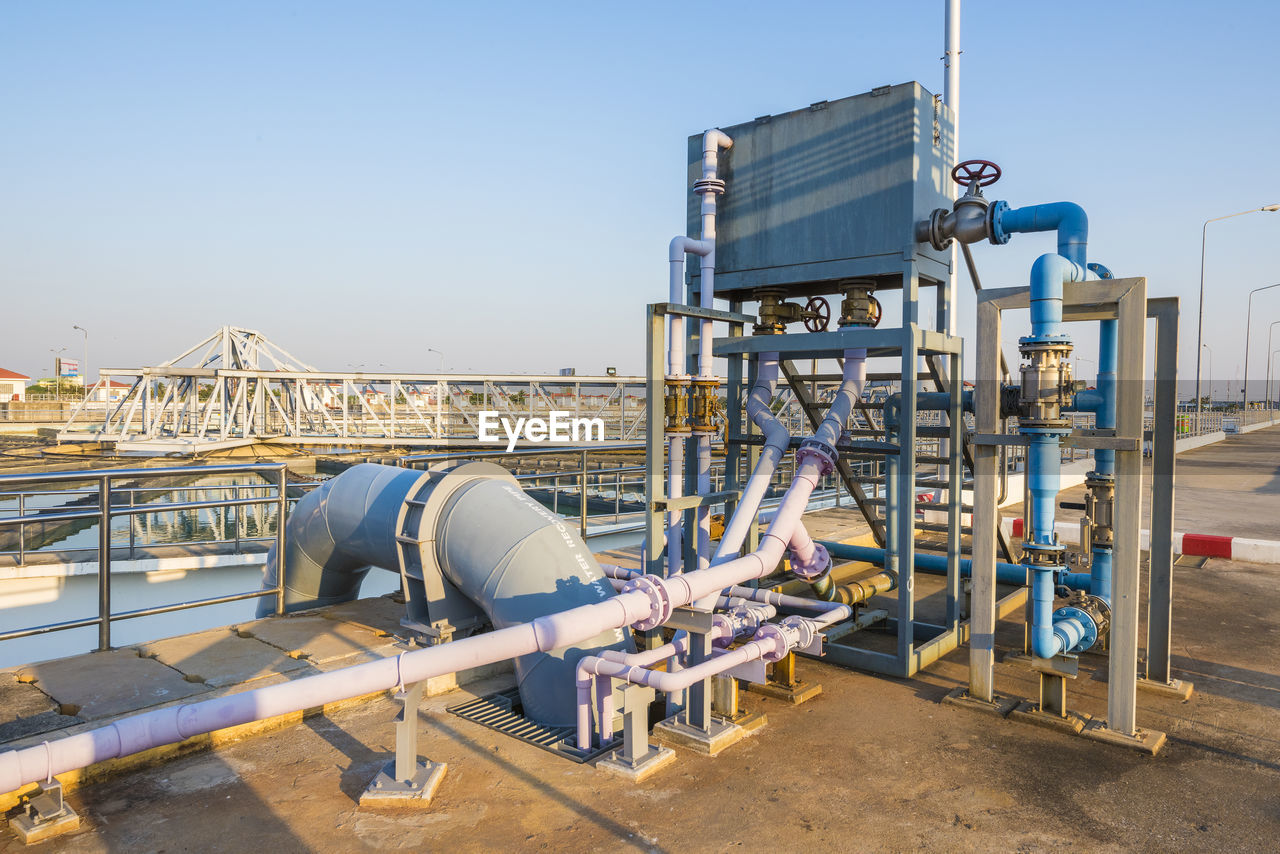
[818,541,1089,591]
[1068,388,1105,413]
[995,201,1088,268]
[884,390,973,431]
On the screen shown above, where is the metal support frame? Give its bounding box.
[360,678,448,806]
[1139,298,1193,698]
[966,278,1168,748]
[712,314,966,679]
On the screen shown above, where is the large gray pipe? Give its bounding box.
[260,462,631,726]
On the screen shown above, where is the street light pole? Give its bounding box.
[49,347,66,403]
[73,324,88,398]
[1074,356,1096,387]
[1271,350,1280,412]
[1242,284,1280,407]
[1266,321,1280,410]
[1195,205,1280,427]
[426,348,446,373]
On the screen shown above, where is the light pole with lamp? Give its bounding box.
[1242,284,1280,407]
[426,348,446,373]
[1266,320,1280,410]
[72,324,88,399]
[1074,356,1096,387]
[49,347,66,403]
[1271,350,1280,413]
[1195,205,1280,428]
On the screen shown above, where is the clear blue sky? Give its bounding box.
[3,1,1278,392]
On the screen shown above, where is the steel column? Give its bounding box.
[969,295,1001,701]
[1145,297,1179,684]
[1108,279,1146,736]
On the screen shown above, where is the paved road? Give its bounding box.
[1041,424,1280,540]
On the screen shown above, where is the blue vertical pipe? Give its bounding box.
[1090,318,1117,599]
[998,202,1094,659]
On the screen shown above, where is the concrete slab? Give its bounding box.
[316,594,406,636]
[594,746,677,782]
[941,686,1018,717]
[358,760,447,809]
[136,627,311,688]
[235,614,400,666]
[652,714,750,756]
[1080,719,1167,755]
[0,672,81,743]
[15,650,209,721]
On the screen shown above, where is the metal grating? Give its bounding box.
[448,688,618,763]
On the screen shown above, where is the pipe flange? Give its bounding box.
[711,612,736,648]
[1017,336,1074,354]
[1021,543,1065,568]
[789,542,831,581]
[1054,595,1110,654]
[919,208,951,251]
[779,616,816,652]
[753,623,791,662]
[693,177,726,196]
[621,575,672,631]
[796,438,837,476]
[987,199,1010,245]
[1053,605,1098,653]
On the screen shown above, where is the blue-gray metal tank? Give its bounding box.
[687,82,954,298]
[261,463,632,727]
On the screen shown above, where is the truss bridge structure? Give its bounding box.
[58,327,653,454]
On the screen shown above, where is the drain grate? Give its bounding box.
[448,688,618,763]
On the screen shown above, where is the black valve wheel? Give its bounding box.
[951,159,1002,188]
[803,296,831,332]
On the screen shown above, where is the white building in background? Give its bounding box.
[0,369,29,401]
[89,378,131,404]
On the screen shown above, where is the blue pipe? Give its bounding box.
[991,201,1088,268]
[818,541,1091,591]
[1001,204,1096,659]
[884,390,973,432]
[1089,316,1118,599]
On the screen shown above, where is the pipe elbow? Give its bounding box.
[1032,626,1064,660]
[994,201,1089,266]
[703,128,733,155]
[669,235,712,261]
[700,129,733,180]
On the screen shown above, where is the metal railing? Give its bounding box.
[0,463,290,650]
[1,481,313,565]
[399,443,650,539]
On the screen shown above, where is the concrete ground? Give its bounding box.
[1,427,1277,851]
[2,551,1277,852]
[1014,423,1280,541]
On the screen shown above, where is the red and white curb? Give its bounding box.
[997,518,1280,565]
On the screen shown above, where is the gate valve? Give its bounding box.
[951,159,1002,189]
[802,296,831,332]
[916,159,1004,250]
